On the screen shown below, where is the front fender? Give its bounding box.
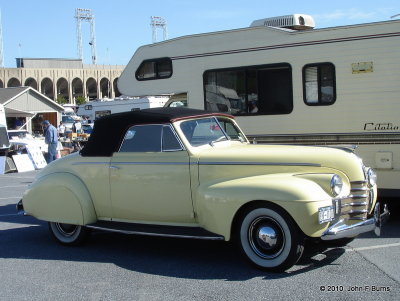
[22,172,97,225]
[195,174,333,240]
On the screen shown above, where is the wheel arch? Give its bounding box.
[22,172,97,225]
[230,200,305,242]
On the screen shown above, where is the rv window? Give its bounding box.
[303,63,336,105]
[136,58,172,81]
[204,63,293,116]
[95,110,111,119]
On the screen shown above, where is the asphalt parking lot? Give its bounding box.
[1,170,399,300]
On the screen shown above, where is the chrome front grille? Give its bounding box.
[338,181,370,222]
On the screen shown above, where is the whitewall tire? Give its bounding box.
[48,222,90,245]
[238,206,304,272]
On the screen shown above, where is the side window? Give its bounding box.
[217,117,246,142]
[136,58,172,81]
[119,125,162,152]
[162,125,183,151]
[203,63,293,116]
[303,63,336,105]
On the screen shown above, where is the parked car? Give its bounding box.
[81,123,94,134]
[61,115,76,132]
[18,108,389,271]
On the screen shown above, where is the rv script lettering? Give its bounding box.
[364,123,399,131]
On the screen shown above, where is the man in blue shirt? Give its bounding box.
[42,120,58,163]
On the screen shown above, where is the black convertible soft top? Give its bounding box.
[80,107,233,157]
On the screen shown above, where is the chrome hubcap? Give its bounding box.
[248,216,285,259]
[257,226,278,249]
[55,223,78,237]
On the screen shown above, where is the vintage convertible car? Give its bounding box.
[18,108,389,271]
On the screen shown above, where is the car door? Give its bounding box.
[109,124,195,223]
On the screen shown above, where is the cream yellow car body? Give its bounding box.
[24,136,372,239]
[19,108,387,271]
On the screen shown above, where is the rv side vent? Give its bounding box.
[250,14,315,30]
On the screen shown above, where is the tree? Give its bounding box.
[75,96,86,106]
[56,95,68,105]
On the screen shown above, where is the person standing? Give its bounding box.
[58,121,66,137]
[72,119,82,134]
[42,120,58,163]
[81,116,88,125]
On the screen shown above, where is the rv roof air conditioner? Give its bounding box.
[250,14,315,30]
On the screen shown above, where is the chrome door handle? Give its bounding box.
[109,165,120,170]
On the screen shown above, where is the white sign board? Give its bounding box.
[26,145,47,169]
[0,156,5,175]
[12,154,35,173]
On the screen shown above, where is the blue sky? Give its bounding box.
[0,0,399,67]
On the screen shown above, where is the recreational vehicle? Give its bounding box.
[118,14,400,197]
[76,96,170,121]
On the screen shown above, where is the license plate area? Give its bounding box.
[318,206,335,224]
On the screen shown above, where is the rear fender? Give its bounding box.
[22,173,97,225]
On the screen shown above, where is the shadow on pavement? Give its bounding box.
[0,216,349,281]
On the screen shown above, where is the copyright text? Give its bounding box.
[319,285,391,292]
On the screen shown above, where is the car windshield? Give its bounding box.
[180,117,246,147]
[62,116,75,123]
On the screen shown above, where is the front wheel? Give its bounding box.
[237,206,304,272]
[48,222,90,245]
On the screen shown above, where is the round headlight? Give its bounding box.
[330,174,343,197]
[367,168,377,186]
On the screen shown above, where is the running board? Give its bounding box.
[85,220,224,240]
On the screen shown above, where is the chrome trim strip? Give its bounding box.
[198,162,321,167]
[72,162,110,165]
[348,194,368,199]
[85,225,224,240]
[111,162,189,165]
[162,124,186,151]
[341,209,368,215]
[341,202,368,208]
[351,187,368,192]
[247,132,400,146]
[348,217,368,221]
[249,131,400,138]
[350,181,368,185]
[73,161,321,167]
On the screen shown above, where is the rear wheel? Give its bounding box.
[238,206,304,272]
[48,222,90,245]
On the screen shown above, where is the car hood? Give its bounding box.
[196,143,365,181]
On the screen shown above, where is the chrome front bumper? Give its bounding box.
[321,202,390,240]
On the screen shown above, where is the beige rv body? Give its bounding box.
[118,18,400,196]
